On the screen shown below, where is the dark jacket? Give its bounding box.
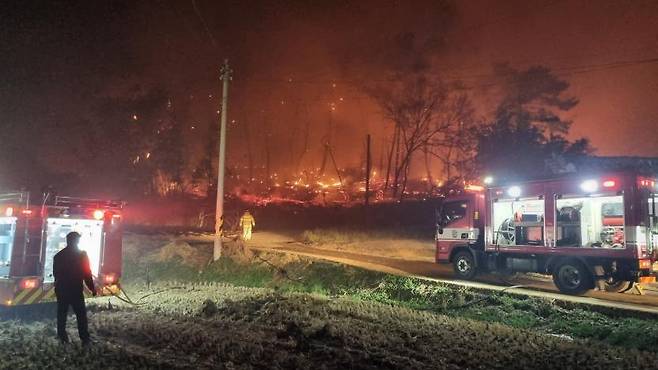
[53,246,95,298]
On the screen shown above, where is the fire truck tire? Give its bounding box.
[604,280,633,293]
[552,260,593,295]
[453,251,477,280]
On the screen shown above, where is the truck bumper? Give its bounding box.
[0,278,55,306]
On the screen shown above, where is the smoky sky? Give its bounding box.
[1,0,658,190]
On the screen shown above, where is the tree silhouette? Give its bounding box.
[475,65,590,181]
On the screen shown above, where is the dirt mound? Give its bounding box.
[154,240,211,268]
[220,241,255,264]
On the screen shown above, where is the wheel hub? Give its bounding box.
[457,258,471,273]
[559,265,581,288]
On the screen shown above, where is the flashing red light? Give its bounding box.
[5,207,13,217]
[103,273,117,285]
[21,209,33,215]
[639,178,657,188]
[602,180,616,188]
[20,278,39,289]
[93,210,105,220]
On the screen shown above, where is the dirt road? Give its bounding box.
[242,231,658,314]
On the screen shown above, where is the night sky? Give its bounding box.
[2,0,657,191]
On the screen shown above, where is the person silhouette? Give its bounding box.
[53,231,96,344]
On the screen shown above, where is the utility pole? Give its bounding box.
[364,134,371,227]
[214,59,232,261]
[365,134,371,207]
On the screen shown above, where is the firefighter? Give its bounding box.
[53,231,96,345]
[239,210,256,241]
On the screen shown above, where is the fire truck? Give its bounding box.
[436,173,658,295]
[0,192,123,308]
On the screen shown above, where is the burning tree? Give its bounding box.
[369,74,477,198]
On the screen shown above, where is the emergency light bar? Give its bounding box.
[54,196,124,210]
[580,180,598,193]
[507,186,522,198]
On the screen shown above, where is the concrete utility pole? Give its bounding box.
[365,134,371,207]
[214,59,232,261]
[364,134,372,227]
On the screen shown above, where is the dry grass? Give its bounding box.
[3,284,657,369]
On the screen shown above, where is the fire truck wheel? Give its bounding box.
[453,251,477,280]
[604,280,633,293]
[552,260,593,295]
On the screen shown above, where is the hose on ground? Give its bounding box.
[447,284,526,310]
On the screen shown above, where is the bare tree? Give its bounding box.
[370,74,475,198]
[426,93,478,184]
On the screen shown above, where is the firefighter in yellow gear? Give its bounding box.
[239,210,256,241]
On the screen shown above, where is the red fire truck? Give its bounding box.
[436,173,658,295]
[0,192,123,308]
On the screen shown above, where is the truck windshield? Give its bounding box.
[438,201,467,227]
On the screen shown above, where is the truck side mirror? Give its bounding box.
[437,224,444,235]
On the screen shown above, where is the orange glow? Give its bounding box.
[639,259,652,269]
[464,184,485,192]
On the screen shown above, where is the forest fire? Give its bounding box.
[2,1,658,369]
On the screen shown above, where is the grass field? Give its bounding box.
[1,233,658,369]
[121,234,658,353]
[2,284,658,369]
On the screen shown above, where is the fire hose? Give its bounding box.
[92,274,185,307]
[447,284,527,310]
[99,285,187,307]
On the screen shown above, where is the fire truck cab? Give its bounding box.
[0,192,123,307]
[436,173,658,295]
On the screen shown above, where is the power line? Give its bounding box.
[191,0,218,48]
[238,55,658,87]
